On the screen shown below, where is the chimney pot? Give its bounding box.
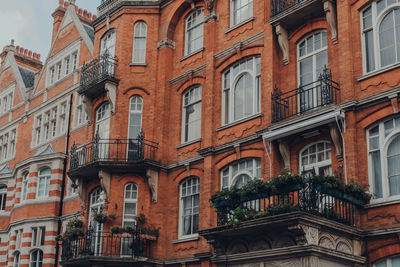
[64,1,68,8]
[28,51,32,57]
[24,49,28,56]
[92,15,97,21]
[78,8,82,15]
[83,10,88,17]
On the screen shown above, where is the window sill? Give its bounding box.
[129,62,147,67]
[216,113,263,132]
[180,48,204,62]
[176,138,201,149]
[173,235,199,244]
[365,197,400,208]
[225,17,255,34]
[358,62,400,81]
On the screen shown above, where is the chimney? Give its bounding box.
[51,0,67,43]
[0,40,15,66]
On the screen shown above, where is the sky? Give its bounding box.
[0,0,99,61]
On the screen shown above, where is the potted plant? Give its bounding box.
[240,179,271,201]
[344,181,372,206]
[135,213,146,224]
[313,175,344,198]
[270,172,304,194]
[93,211,108,224]
[140,226,160,240]
[110,226,125,235]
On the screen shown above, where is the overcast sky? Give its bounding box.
[0,0,99,61]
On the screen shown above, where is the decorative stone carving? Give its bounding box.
[205,0,216,11]
[329,123,342,160]
[82,95,92,124]
[275,24,289,65]
[228,240,248,254]
[76,178,87,210]
[278,140,290,171]
[323,0,338,44]
[105,82,117,115]
[146,169,159,203]
[301,225,319,245]
[157,39,176,50]
[98,170,111,203]
[249,239,271,251]
[301,256,319,267]
[336,240,352,254]
[268,259,301,267]
[389,93,399,113]
[319,235,335,249]
[185,0,195,9]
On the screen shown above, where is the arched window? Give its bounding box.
[361,1,400,72]
[100,29,116,75]
[13,251,19,267]
[89,187,105,255]
[297,31,328,112]
[128,96,143,160]
[231,0,253,26]
[30,250,43,267]
[132,21,147,64]
[179,177,200,238]
[221,158,261,189]
[185,8,204,55]
[95,102,111,159]
[37,168,51,198]
[182,85,202,143]
[299,142,332,176]
[22,172,28,201]
[222,56,261,124]
[367,116,400,200]
[123,183,138,228]
[374,254,400,266]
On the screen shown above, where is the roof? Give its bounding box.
[18,66,35,89]
[83,24,95,43]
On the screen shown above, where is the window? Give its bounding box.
[56,62,62,80]
[33,102,65,146]
[13,251,20,267]
[182,85,201,143]
[22,173,28,201]
[374,255,400,266]
[179,177,199,238]
[231,0,253,26]
[15,229,22,250]
[37,168,51,198]
[128,96,142,159]
[50,67,55,84]
[30,250,43,267]
[0,89,14,115]
[368,116,400,200]
[75,95,88,126]
[222,56,261,124]
[299,142,332,176]
[362,0,400,72]
[32,227,46,247]
[0,128,16,163]
[89,187,105,256]
[0,186,6,211]
[47,50,78,86]
[297,31,328,112]
[72,52,78,71]
[132,21,147,64]
[123,183,138,228]
[221,158,261,189]
[185,8,204,55]
[64,56,70,75]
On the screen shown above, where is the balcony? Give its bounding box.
[78,51,119,100]
[271,68,339,123]
[269,0,327,30]
[199,175,367,266]
[68,133,159,179]
[60,230,157,267]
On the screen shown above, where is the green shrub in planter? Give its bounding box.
[270,172,304,193]
[110,226,125,235]
[344,181,372,205]
[210,188,241,210]
[313,175,344,191]
[240,179,271,201]
[92,211,108,224]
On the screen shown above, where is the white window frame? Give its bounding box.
[74,94,88,127]
[0,85,14,116]
[0,127,17,163]
[185,8,204,56]
[222,56,261,125]
[230,0,253,26]
[361,0,400,73]
[21,172,28,201]
[367,116,400,202]
[123,183,138,228]
[182,85,202,143]
[373,254,400,266]
[0,186,7,211]
[31,226,46,247]
[132,21,147,64]
[128,96,143,140]
[30,250,43,267]
[179,176,200,239]
[13,251,20,267]
[220,158,261,189]
[36,168,51,199]
[299,141,332,175]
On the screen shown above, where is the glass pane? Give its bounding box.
[392,256,400,267]
[371,151,383,198]
[363,7,372,29]
[124,203,137,216]
[375,260,387,267]
[384,119,394,136]
[365,30,376,72]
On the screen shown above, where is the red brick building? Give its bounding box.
[0,0,399,266]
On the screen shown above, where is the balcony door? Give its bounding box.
[89,187,105,256]
[297,31,328,113]
[95,102,110,160]
[127,96,142,160]
[100,29,116,75]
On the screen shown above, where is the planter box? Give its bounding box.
[343,193,365,207]
[274,184,303,194]
[315,184,344,198]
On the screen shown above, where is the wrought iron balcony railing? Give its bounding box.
[79,51,117,96]
[61,230,155,261]
[216,177,359,227]
[69,133,158,172]
[271,68,339,123]
[271,0,306,17]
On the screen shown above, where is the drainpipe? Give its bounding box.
[55,93,73,266]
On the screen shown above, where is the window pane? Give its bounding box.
[371,151,383,198]
[375,260,387,267]
[365,30,376,72]
[363,7,372,29]
[392,256,400,267]
[380,11,396,67]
